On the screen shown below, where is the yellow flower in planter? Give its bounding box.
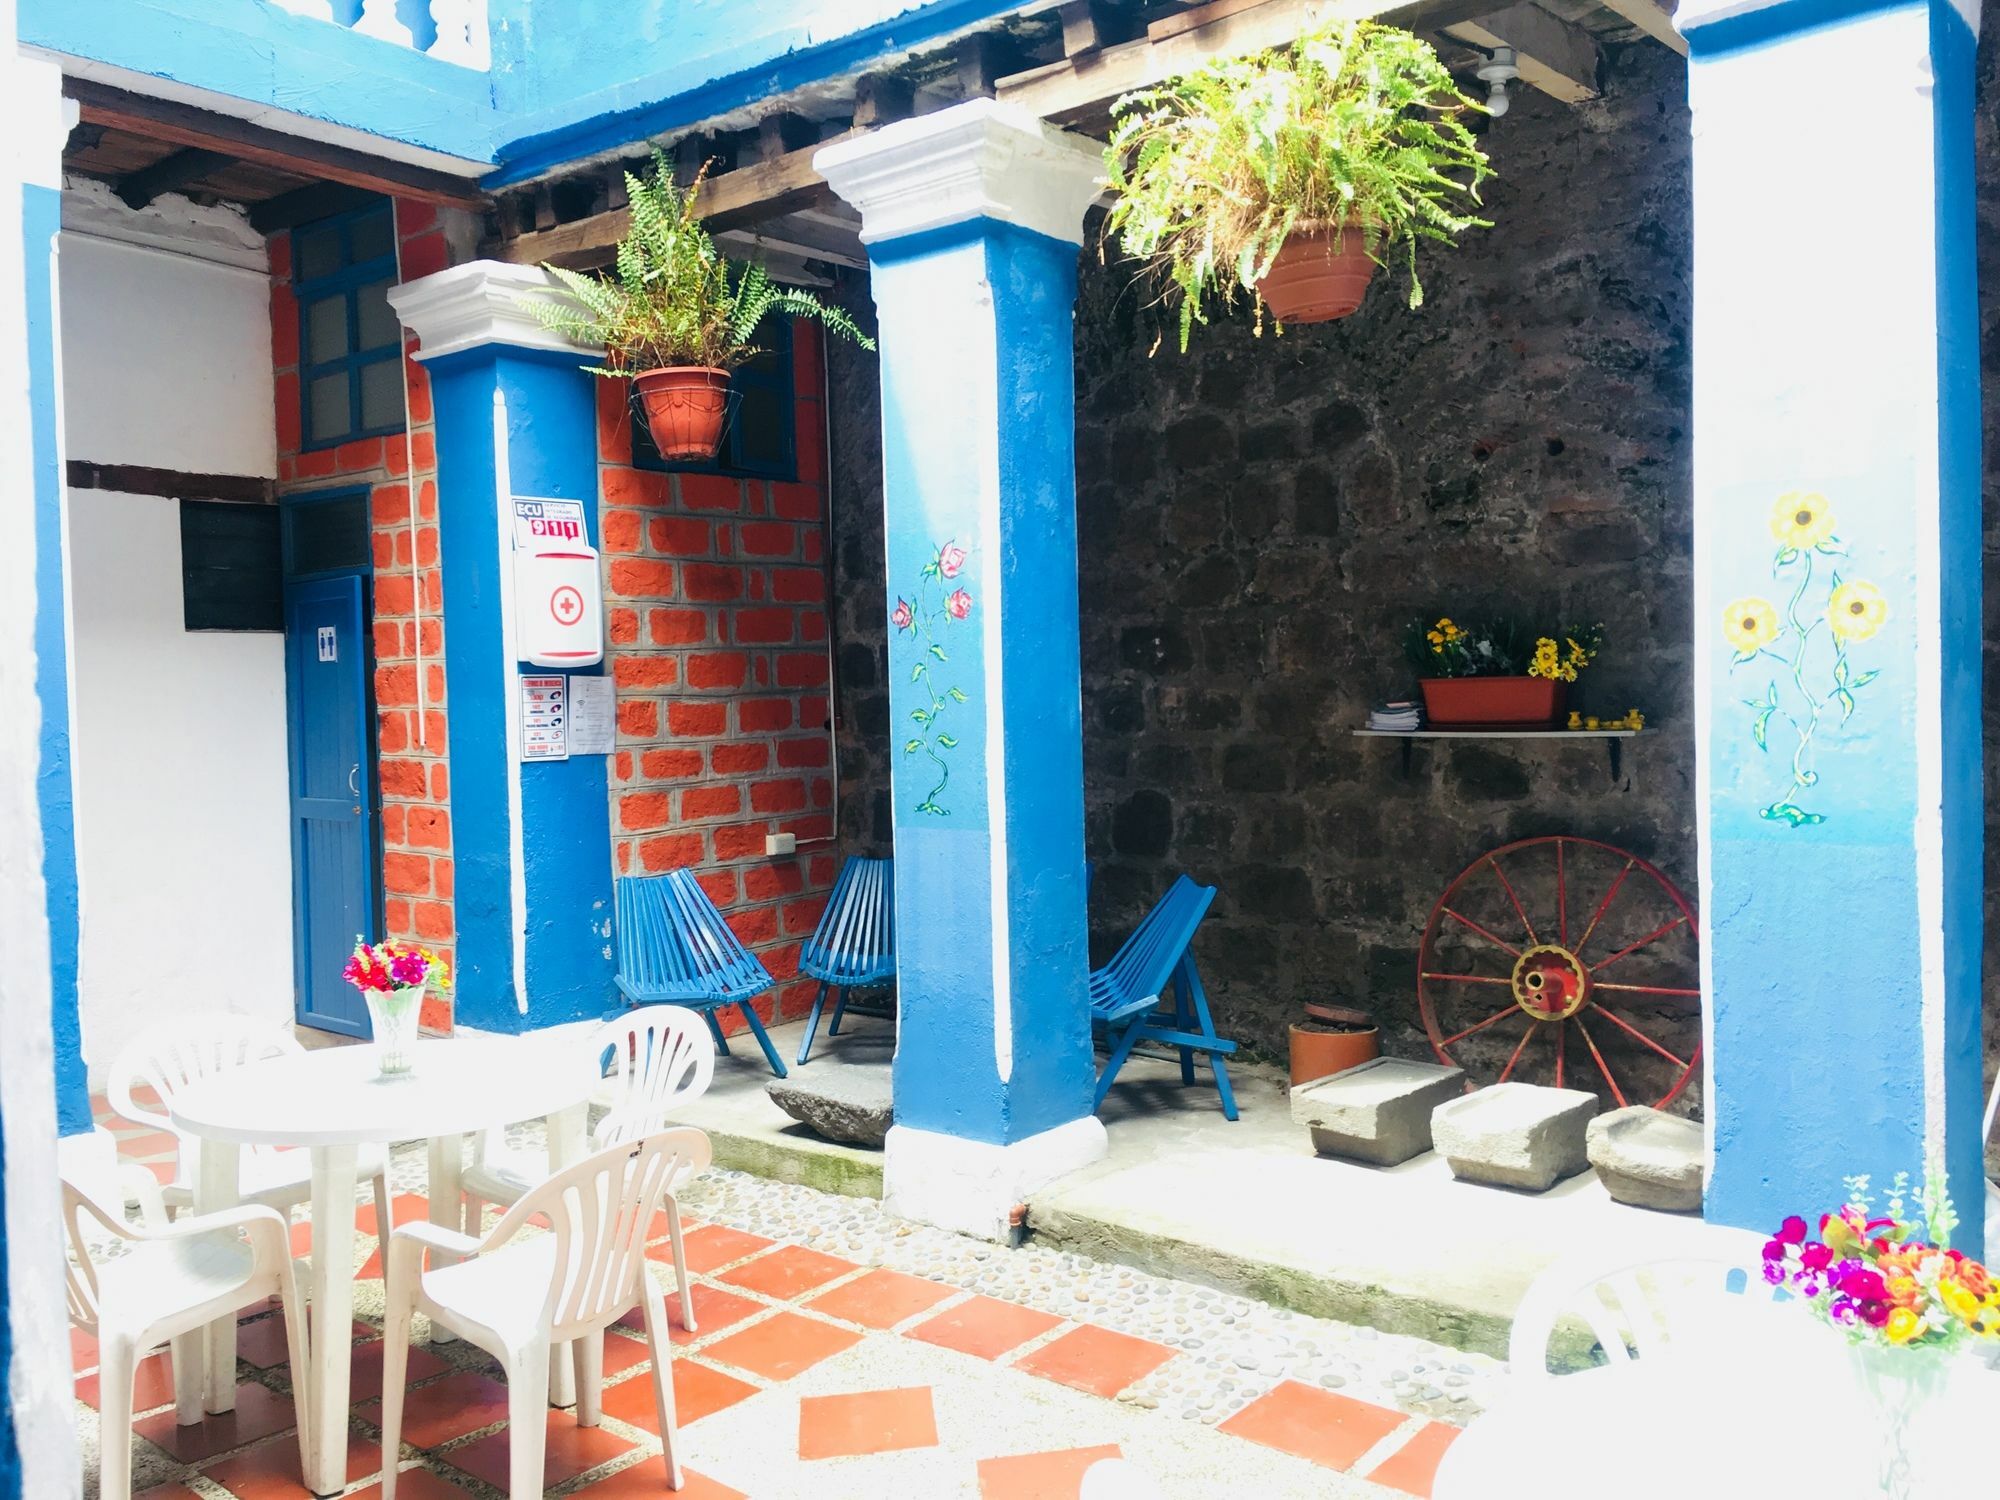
[1827,580,1887,642]
[1722,597,1779,654]
[1770,491,1835,550]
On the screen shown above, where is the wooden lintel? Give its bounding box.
[1147,0,1277,42]
[248,180,383,234]
[1595,0,1687,53]
[1446,4,1601,104]
[67,459,274,505]
[114,146,234,210]
[64,79,486,210]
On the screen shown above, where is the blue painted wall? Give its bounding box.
[26,183,90,1138]
[873,220,1096,1147]
[429,344,615,1032]
[1688,0,1983,1251]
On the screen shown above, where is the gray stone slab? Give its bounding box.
[1586,1105,1703,1211]
[767,1064,894,1148]
[1291,1057,1466,1166]
[1431,1082,1597,1192]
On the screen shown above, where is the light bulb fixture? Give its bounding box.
[1476,46,1519,119]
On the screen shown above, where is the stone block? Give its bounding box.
[1586,1105,1703,1212]
[1431,1083,1597,1192]
[767,1065,894,1148]
[1290,1057,1466,1166]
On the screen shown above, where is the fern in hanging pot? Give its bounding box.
[1103,20,1492,349]
[525,153,874,461]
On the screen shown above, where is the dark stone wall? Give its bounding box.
[829,38,2000,1123]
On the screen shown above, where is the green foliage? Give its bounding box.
[524,153,874,375]
[1404,615,1602,679]
[1103,20,1492,350]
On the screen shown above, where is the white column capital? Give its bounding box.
[814,98,1106,248]
[386,259,600,363]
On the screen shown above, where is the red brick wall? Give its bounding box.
[269,199,456,1031]
[597,319,839,1031]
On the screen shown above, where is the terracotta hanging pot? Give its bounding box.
[633,366,730,461]
[1419,676,1566,730]
[1289,1002,1381,1087]
[1254,226,1380,325]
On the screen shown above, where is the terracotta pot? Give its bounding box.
[1254,227,1379,324]
[633,366,730,461]
[1419,676,1566,729]
[1289,1020,1381,1088]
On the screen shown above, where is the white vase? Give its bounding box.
[1847,1341,1955,1500]
[364,985,424,1077]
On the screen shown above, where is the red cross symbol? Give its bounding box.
[550,585,585,627]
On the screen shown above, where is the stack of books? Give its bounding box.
[1365,701,1423,732]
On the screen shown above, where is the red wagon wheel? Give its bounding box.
[1417,836,1702,1111]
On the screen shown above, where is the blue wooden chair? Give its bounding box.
[614,869,788,1077]
[1090,873,1238,1120]
[796,855,896,1065]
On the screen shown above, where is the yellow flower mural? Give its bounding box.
[1728,491,1886,828]
[1722,597,1779,653]
[1827,580,1888,642]
[1769,491,1835,551]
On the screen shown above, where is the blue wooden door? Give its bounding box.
[285,576,375,1035]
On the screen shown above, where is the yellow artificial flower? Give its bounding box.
[1827,580,1887,643]
[1722,597,1779,654]
[1940,1280,1981,1324]
[1884,1306,1923,1344]
[1770,491,1835,550]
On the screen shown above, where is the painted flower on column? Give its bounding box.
[897,541,976,816]
[1725,492,1887,828]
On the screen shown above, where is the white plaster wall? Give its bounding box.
[59,196,293,1081]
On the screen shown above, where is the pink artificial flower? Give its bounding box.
[1839,1268,1888,1303]
[1777,1215,1809,1246]
[946,588,972,620]
[938,543,967,578]
[892,598,913,631]
[1761,1260,1786,1287]
[1857,1299,1890,1328]
[1800,1242,1833,1274]
[388,951,427,987]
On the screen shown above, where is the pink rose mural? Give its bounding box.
[898,541,977,816]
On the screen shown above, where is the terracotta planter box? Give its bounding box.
[1419,676,1566,729]
[1288,1021,1381,1088]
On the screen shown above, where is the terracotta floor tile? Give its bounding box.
[1362,1421,1461,1498]
[797,1386,939,1460]
[114,1129,180,1159]
[132,1382,298,1463]
[354,1370,509,1448]
[348,1338,453,1403]
[71,1327,98,1371]
[614,1283,765,1346]
[907,1296,1064,1361]
[699,1311,861,1382]
[442,1409,636,1491]
[599,1359,756,1430]
[354,1193,431,1236]
[134,1485,203,1500]
[346,1468,478,1500]
[1219,1380,1408,1471]
[600,1330,653,1377]
[77,1350,175,1413]
[197,1433,380,1498]
[714,1244,858,1300]
[568,1455,747,1498]
[661,1224,773,1273]
[236,1314,367,1370]
[806,1268,956,1330]
[1011,1325,1176,1398]
[977,1444,1123,1500]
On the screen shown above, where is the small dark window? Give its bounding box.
[181,501,282,632]
[283,492,371,577]
[294,200,402,450]
[632,315,796,481]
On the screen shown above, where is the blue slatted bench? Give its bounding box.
[614,869,787,1077]
[796,855,896,1065]
[1091,873,1238,1120]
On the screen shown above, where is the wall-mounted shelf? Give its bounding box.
[1353,728,1640,780]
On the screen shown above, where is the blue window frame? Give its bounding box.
[293,201,402,451]
[632,315,796,480]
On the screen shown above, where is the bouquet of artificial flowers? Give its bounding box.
[342,938,451,997]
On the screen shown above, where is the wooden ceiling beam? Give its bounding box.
[64,79,487,210]
[1595,0,1687,53]
[247,180,383,234]
[1445,4,1601,103]
[113,146,233,209]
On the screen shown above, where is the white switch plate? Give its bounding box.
[765,832,798,857]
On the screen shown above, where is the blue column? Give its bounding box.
[390,265,616,1033]
[1683,0,1983,1250]
[819,102,1109,1238]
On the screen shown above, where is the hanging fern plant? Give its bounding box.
[1103,20,1493,350]
[524,153,873,458]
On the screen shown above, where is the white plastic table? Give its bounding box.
[170,1037,597,1496]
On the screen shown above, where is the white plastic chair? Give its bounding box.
[1508,1248,1775,1381]
[63,1168,308,1500]
[380,1129,713,1498]
[461,1006,713,1330]
[109,1013,394,1231]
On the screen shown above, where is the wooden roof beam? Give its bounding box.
[113,146,234,209]
[1445,4,1601,104]
[1596,0,1687,54]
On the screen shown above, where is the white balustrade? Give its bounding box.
[265,0,490,69]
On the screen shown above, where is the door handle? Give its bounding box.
[348,764,361,796]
